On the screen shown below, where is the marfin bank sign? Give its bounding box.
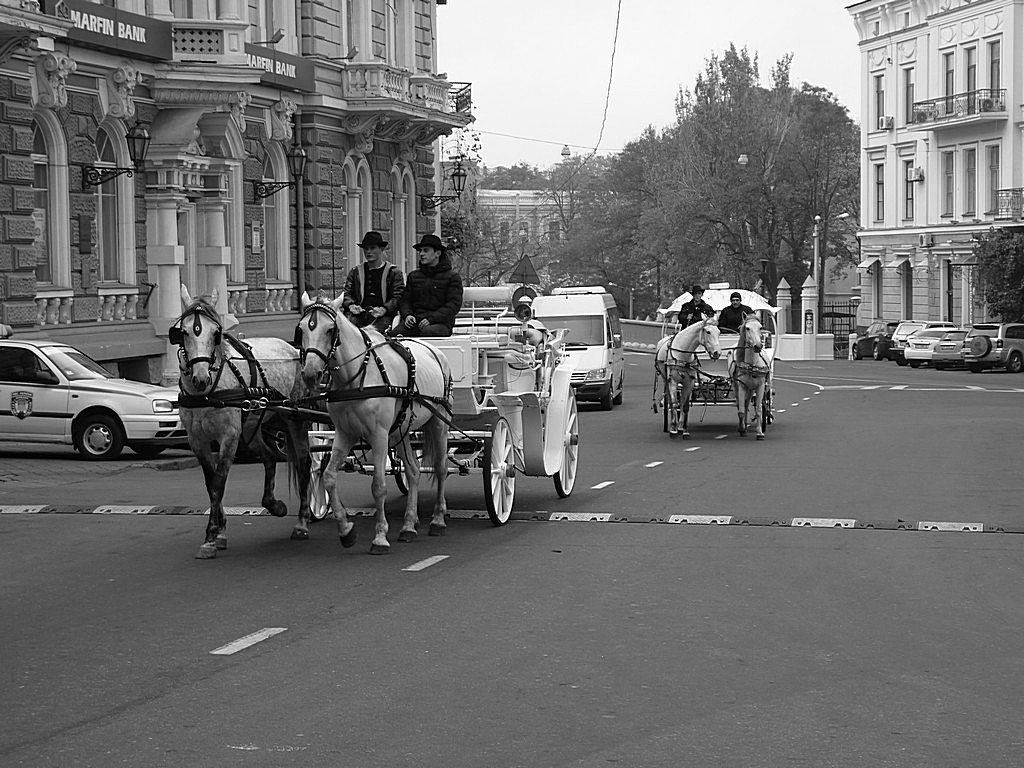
[59,0,172,60]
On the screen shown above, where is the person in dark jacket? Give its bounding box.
[677,284,716,327]
[717,291,755,333]
[398,234,464,337]
[342,231,405,333]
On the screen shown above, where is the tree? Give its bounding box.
[975,228,1024,321]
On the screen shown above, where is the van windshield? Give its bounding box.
[539,315,604,346]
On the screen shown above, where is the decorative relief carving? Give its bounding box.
[398,141,416,163]
[868,48,886,68]
[229,91,250,134]
[961,19,978,37]
[939,25,956,44]
[270,97,296,142]
[898,41,917,61]
[985,12,1002,31]
[105,64,139,120]
[0,34,32,65]
[33,53,76,110]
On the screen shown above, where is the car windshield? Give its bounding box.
[538,315,604,346]
[865,321,886,335]
[41,347,114,381]
[914,329,949,339]
[968,324,999,336]
[896,324,924,335]
[942,331,967,341]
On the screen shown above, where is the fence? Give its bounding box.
[820,300,858,359]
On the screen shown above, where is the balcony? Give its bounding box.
[341,63,472,129]
[995,188,1024,220]
[909,89,1006,131]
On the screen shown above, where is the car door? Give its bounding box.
[606,307,624,392]
[0,345,71,443]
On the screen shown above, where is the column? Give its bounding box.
[146,194,186,385]
[801,275,819,361]
[775,278,791,337]
[196,194,232,320]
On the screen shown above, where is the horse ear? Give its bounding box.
[180,283,193,307]
[300,291,312,310]
[331,293,345,312]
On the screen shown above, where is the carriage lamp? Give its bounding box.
[82,121,151,189]
[420,157,468,214]
[254,142,307,201]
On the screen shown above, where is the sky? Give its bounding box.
[436,1,862,169]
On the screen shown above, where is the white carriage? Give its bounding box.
[308,286,580,525]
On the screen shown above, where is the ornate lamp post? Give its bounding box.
[82,120,151,189]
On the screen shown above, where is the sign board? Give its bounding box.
[53,0,173,60]
[251,221,262,255]
[245,44,315,92]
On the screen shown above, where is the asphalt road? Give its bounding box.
[2,355,1024,766]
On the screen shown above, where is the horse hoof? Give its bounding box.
[267,501,288,518]
[681,432,691,440]
[215,536,228,550]
[429,523,446,537]
[369,543,390,555]
[196,543,217,559]
[290,528,309,541]
[339,529,357,548]
[669,431,678,440]
[756,434,765,441]
[397,529,417,543]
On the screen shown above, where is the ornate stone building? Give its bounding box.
[0,0,471,382]
[848,0,1016,327]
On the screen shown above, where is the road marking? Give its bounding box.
[591,481,614,489]
[890,385,908,390]
[715,434,728,440]
[403,555,450,571]
[790,403,799,407]
[92,505,157,515]
[861,385,882,390]
[792,517,856,528]
[669,514,733,525]
[802,397,811,401]
[776,409,786,413]
[685,447,701,452]
[0,505,51,514]
[918,521,983,532]
[210,627,287,656]
[550,512,612,522]
[644,461,663,467]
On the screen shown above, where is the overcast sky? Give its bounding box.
[436,1,862,169]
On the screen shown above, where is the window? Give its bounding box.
[874,163,885,222]
[903,160,915,221]
[261,156,280,280]
[987,145,1000,213]
[95,128,118,282]
[964,148,976,215]
[965,47,977,112]
[989,40,1001,91]
[31,122,52,284]
[903,68,915,125]
[943,51,955,112]
[873,74,885,124]
[942,151,954,216]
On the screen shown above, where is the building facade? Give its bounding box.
[0,0,471,383]
[848,0,1017,328]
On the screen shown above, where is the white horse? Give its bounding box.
[728,315,772,440]
[295,292,452,555]
[654,318,721,439]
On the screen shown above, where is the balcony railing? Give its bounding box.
[995,188,1024,220]
[911,88,1006,127]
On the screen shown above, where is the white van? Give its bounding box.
[531,286,625,410]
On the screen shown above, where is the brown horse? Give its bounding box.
[172,284,314,558]
[296,292,452,554]
[654,318,721,439]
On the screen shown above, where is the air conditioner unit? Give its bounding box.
[906,166,924,182]
[979,97,995,112]
[877,115,894,130]
[918,233,933,248]
[913,109,931,124]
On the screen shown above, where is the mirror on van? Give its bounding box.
[611,333,621,348]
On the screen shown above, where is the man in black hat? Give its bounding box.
[342,231,405,333]
[717,291,755,333]
[677,284,716,328]
[398,233,463,337]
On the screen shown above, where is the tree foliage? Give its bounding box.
[975,228,1024,321]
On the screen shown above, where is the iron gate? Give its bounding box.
[820,300,857,359]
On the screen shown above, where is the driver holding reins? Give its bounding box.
[717,292,755,334]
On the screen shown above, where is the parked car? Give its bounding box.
[961,323,1024,373]
[903,328,957,367]
[852,320,899,360]
[888,321,956,365]
[932,329,970,370]
[0,338,187,460]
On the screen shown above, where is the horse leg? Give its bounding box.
[735,381,747,436]
[195,442,235,559]
[289,421,314,540]
[426,417,449,537]
[325,434,358,548]
[367,431,393,554]
[258,439,287,518]
[680,377,692,439]
[753,380,765,440]
[667,381,679,439]
[395,436,421,543]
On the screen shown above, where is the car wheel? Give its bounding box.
[612,374,623,405]
[852,344,862,360]
[969,335,992,357]
[130,445,167,459]
[74,413,125,461]
[1007,351,1024,374]
[598,385,613,411]
[908,360,921,368]
[872,343,882,361]
[968,363,983,373]
[896,357,908,367]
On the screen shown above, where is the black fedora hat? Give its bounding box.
[412,233,446,253]
[357,231,388,249]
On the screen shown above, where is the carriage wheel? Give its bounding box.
[390,449,410,495]
[761,386,773,432]
[662,390,670,433]
[483,417,516,526]
[554,396,579,498]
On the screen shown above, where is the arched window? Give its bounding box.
[95,128,119,282]
[31,122,52,284]
[262,155,281,280]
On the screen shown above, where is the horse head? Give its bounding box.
[740,315,764,354]
[700,318,722,360]
[297,291,344,387]
[171,284,224,393]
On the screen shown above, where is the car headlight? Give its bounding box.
[584,368,608,381]
[152,399,176,413]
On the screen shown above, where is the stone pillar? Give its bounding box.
[801,274,818,360]
[196,195,232,319]
[146,194,186,384]
[775,278,791,337]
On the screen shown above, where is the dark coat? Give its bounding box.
[677,298,715,328]
[342,263,405,328]
[718,304,755,332]
[399,254,464,332]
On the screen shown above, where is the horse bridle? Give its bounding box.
[735,319,769,374]
[295,301,340,367]
[667,324,715,370]
[169,302,224,374]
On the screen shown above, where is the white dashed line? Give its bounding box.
[802,397,811,401]
[591,481,615,490]
[645,461,663,467]
[210,627,287,656]
[715,434,728,440]
[890,385,908,390]
[777,409,786,413]
[685,447,701,452]
[791,403,800,407]
[402,555,450,572]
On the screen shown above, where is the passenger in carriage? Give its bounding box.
[397,234,464,337]
[677,284,716,328]
[342,231,405,333]
[717,292,755,333]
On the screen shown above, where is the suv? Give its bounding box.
[888,321,956,365]
[962,323,1024,373]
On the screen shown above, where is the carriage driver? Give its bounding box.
[677,284,716,328]
[717,292,755,333]
[342,231,406,333]
[397,233,464,337]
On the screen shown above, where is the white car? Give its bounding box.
[903,328,956,368]
[0,339,186,460]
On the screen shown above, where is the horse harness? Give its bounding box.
[297,301,454,437]
[731,326,771,380]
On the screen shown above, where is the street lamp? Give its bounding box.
[420,156,468,214]
[82,120,151,189]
